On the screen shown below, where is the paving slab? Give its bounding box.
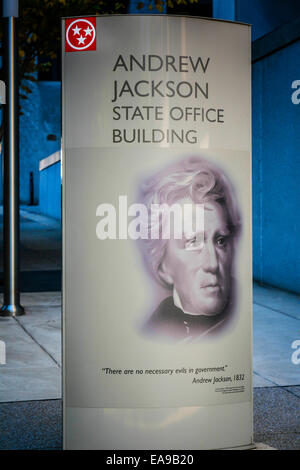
[0,292,61,309]
[0,367,61,402]
[16,306,61,365]
[253,373,274,388]
[253,283,300,320]
[0,318,54,369]
[0,293,61,403]
[19,291,62,308]
[253,303,300,386]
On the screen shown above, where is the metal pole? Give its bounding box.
[1,0,24,316]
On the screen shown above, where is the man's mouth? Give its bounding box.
[200,280,219,288]
[199,280,222,292]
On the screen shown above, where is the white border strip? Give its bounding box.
[39,150,61,172]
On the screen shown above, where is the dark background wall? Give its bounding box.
[252,40,300,293]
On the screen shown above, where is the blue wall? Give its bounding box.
[39,161,61,220]
[213,0,300,40]
[236,0,300,41]
[213,1,300,293]
[213,0,235,22]
[19,81,60,205]
[213,0,300,293]
[252,40,300,294]
[0,81,60,205]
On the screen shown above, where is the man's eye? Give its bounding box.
[185,237,196,248]
[185,237,204,251]
[216,236,228,248]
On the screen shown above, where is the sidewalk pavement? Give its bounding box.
[0,292,61,402]
[0,283,299,450]
[0,208,299,449]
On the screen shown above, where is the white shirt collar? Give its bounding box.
[173,287,221,317]
[173,288,200,316]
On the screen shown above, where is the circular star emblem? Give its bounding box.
[65,18,96,52]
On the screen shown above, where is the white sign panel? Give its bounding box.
[63,15,253,450]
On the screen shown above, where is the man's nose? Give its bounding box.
[201,242,219,273]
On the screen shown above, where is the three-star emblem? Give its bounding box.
[65,18,97,52]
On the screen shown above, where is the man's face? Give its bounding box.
[161,200,233,316]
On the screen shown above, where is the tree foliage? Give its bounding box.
[16,0,129,96]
